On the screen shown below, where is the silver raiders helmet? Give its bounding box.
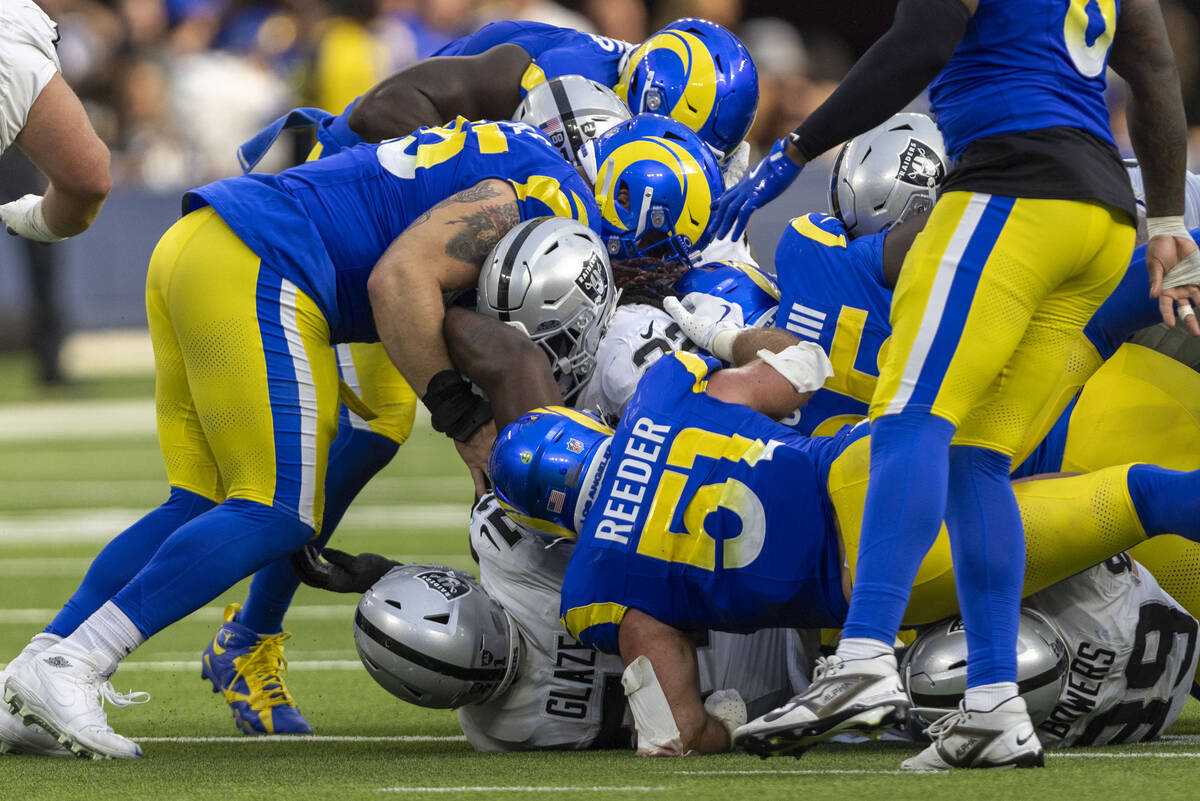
[477,216,616,402]
[514,74,632,166]
[829,112,948,238]
[354,564,520,709]
[901,608,1069,728]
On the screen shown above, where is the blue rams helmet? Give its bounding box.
[489,406,613,539]
[578,114,724,265]
[674,260,780,326]
[615,18,758,162]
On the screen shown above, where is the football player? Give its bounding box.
[238,18,755,183]
[0,118,600,760]
[713,0,1199,771]
[489,345,1200,759]
[188,110,723,737]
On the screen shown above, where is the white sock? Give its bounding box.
[63,602,145,675]
[964,682,1019,712]
[836,637,895,663]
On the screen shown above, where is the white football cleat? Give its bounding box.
[0,634,70,757]
[3,640,147,760]
[733,653,908,758]
[900,695,1044,771]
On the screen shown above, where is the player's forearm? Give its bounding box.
[349,47,528,142]
[40,181,108,237]
[729,327,800,366]
[1110,0,1188,218]
[444,306,562,428]
[785,0,968,163]
[370,264,456,397]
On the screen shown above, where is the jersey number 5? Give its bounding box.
[637,428,780,572]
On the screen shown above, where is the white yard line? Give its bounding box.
[1048,752,1200,758]
[676,770,939,776]
[0,604,357,626]
[0,657,363,671]
[0,399,156,441]
[0,504,469,543]
[377,788,669,794]
[137,735,465,743]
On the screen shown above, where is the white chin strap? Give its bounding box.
[634,186,655,240]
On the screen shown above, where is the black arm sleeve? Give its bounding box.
[788,0,970,162]
[347,44,532,142]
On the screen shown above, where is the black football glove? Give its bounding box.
[290,545,402,593]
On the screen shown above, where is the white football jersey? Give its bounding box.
[457,493,812,750]
[1125,165,1200,231]
[576,304,694,421]
[1027,556,1199,748]
[0,0,61,154]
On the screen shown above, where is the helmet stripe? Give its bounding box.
[531,405,613,435]
[496,217,553,322]
[355,609,509,682]
[548,78,586,166]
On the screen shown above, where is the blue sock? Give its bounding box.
[843,412,956,643]
[111,498,314,638]
[945,445,1022,688]
[1127,464,1200,541]
[46,487,216,638]
[236,425,399,633]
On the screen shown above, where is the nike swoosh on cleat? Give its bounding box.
[1015,732,1035,746]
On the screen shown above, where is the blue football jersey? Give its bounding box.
[772,214,890,435]
[186,118,600,343]
[930,0,1119,157]
[559,351,856,654]
[433,20,634,96]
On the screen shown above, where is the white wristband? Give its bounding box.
[710,328,738,362]
[0,194,65,243]
[1146,215,1190,241]
[757,342,834,393]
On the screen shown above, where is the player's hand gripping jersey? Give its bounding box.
[560,351,857,652]
[434,20,635,98]
[186,118,599,344]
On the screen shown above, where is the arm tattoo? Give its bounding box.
[443,188,520,264]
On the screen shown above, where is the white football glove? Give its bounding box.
[0,194,64,243]
[721,141,752,189]
[663,291,745,361]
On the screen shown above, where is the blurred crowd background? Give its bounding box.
[29,0,1200,187]
[2,0,1200,385]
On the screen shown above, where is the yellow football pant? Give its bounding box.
[147,207,340,531]
[872,192,1134,456]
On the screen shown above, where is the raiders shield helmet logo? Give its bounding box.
[896,138,946,188]
[575,253,608,302]
[417,571,471,601]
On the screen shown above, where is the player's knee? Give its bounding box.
[220,497,318,552]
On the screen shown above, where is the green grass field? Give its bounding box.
[1,375,1199,800]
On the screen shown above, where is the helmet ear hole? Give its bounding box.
[424,613,450,625]
[617,182,631,211]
